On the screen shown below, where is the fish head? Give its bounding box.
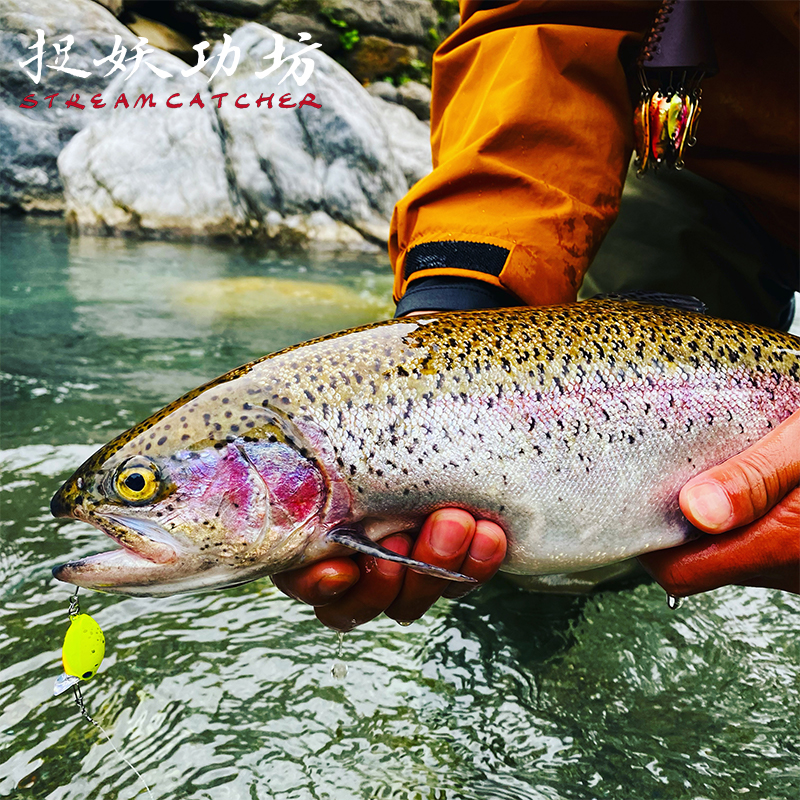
[51,386,331,596]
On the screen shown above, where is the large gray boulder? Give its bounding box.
[0,0,138,211]
[325,0,437,46]
[5,0,433,247]
[57,49,246,237]
[371,99,431,186]
[58,21,431,246]
[397,79,431,120]
[205,22,426,244]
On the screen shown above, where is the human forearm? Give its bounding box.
[390,1,653,308]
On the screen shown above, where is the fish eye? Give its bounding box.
[113,457,160,504]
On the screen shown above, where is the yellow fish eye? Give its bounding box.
[114,457,160,504]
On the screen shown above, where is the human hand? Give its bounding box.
[639,409,800,596]
[272,509,507,631]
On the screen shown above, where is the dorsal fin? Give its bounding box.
[592,292,707,314]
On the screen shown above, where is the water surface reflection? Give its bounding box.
[1,216,798,800]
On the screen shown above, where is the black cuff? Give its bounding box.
[394,277,518,317]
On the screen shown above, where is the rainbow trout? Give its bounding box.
[51,298,800,596]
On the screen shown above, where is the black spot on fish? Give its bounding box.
[157,436,167,445]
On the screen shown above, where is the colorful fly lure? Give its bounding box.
[633,0,714,175]
[633,82,703,175]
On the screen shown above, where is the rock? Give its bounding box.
[126,14,195,59]
[177,1,250,42]
[442,12,460,38]
[57,49,246,237]
[94,0,123,16]
[0,107,63,212]
[365,80,398,104]
[348,35,416,83]
[195,0,280,16]
[5,0,433,246]
[205,22,419,244]
[397,79,430,120]
[0,0,139,211]
[326,0,436,46]
[172,275,394,323]
[371,99,431,187]
[57,21,432,246]
[267,12,341,55]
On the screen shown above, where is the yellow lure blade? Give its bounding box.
[62,614,105,681]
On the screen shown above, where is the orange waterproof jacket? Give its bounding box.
[389,1,799,308]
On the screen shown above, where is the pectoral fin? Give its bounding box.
[327,525,477,583]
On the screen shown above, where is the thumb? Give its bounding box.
[680,409,800,533]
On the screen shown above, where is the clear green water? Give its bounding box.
[1,216,798,800]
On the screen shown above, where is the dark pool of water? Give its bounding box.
[1,216,798,800]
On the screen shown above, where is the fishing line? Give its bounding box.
[55,588,154,799]
[71,684,154,800]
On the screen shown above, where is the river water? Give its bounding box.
[1,216,798,800]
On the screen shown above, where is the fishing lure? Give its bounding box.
[53,591,105,697]
[634,83,703,174]
[633,0,716,175]
[54,588,153,799]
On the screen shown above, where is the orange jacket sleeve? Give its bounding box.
[390,1,655,307]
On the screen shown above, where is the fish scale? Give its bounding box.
[51,299,800,595]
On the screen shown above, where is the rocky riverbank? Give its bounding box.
[2,0,448,247]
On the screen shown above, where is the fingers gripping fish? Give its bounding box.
[51,298,800,597]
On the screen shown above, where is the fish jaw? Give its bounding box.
[54,548,183,596]
[52,507,190,593]
[52,548,277,596]
[51,503,321,597]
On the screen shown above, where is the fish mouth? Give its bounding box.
[52,509,182,592]
[52,505,271,597]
